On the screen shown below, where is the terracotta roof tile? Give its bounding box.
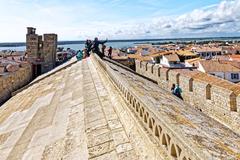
[164,53,180,62]
[176,50,197,56]
[128,51,172,61]
[199,60,240,72]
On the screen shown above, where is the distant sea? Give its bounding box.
[1,37,240,52]
[0,41,137,52]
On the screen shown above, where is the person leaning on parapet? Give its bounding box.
[76,50,83,61]
[85,39,92,57]
[91,37,108,59]
[174,84,183,100]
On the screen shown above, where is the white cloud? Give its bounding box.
[0,0,240,41]
[93,0,240,39]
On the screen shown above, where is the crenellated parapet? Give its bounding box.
[92,54,240,160]
[135,60,240,134]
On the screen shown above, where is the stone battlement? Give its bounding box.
[135,60,240,134]
[0,63,32,104]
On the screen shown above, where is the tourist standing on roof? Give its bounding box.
[108,46,112,59]
[91,37,108,59]
[85,39,92,57]
[102,44,106,57]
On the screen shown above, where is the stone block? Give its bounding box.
[152,64,160,81]
[135,60,141,73]
[0,66,5,73]
[88,141,115,159]
[141,61,148,73]
[158,68,170,90]
[146,63,154,79]
[211,85,234,111]
[179,75,193,103]
[168,70,180,86]
[112,129,129,146]
[87,131,112,148]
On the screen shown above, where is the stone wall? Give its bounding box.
[92,55,240,160]
[0,63,32,104]
[135,60,240,134]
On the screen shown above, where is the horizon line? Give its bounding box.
[1,36,240,45]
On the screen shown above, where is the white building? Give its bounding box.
[192,47,222,59]
[160,53,183,68]
[127,48,137,54]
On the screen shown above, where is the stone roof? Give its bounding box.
[0,58,154,160]
[1,55,240,160]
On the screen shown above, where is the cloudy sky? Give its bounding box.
[0,0,240,42]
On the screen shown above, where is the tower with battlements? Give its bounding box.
[26,27,57,77]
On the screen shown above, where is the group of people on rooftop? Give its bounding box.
[82,37,112,59]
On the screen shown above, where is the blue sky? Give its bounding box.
[0,0,239,42]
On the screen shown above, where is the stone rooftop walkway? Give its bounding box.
[0,58,160,160]
[105,60,240,160]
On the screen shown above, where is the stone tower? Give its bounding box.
[42,34,57,73]
[26,27,57,77]
[26,27,38,61]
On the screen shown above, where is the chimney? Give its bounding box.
[27,27,36,34]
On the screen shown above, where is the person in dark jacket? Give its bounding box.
[85,40,92,57]
[174,84,183,100]
[108,46,113,59]
[91,37,107,58]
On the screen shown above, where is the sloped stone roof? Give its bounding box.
[0,58,158,160]
[1,55,240,160]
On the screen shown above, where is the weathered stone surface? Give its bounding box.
[1,55,240,160]
[0,57,148,160]
[0,63,32,104]
[136,59,240,135]
[96,55,240,160]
